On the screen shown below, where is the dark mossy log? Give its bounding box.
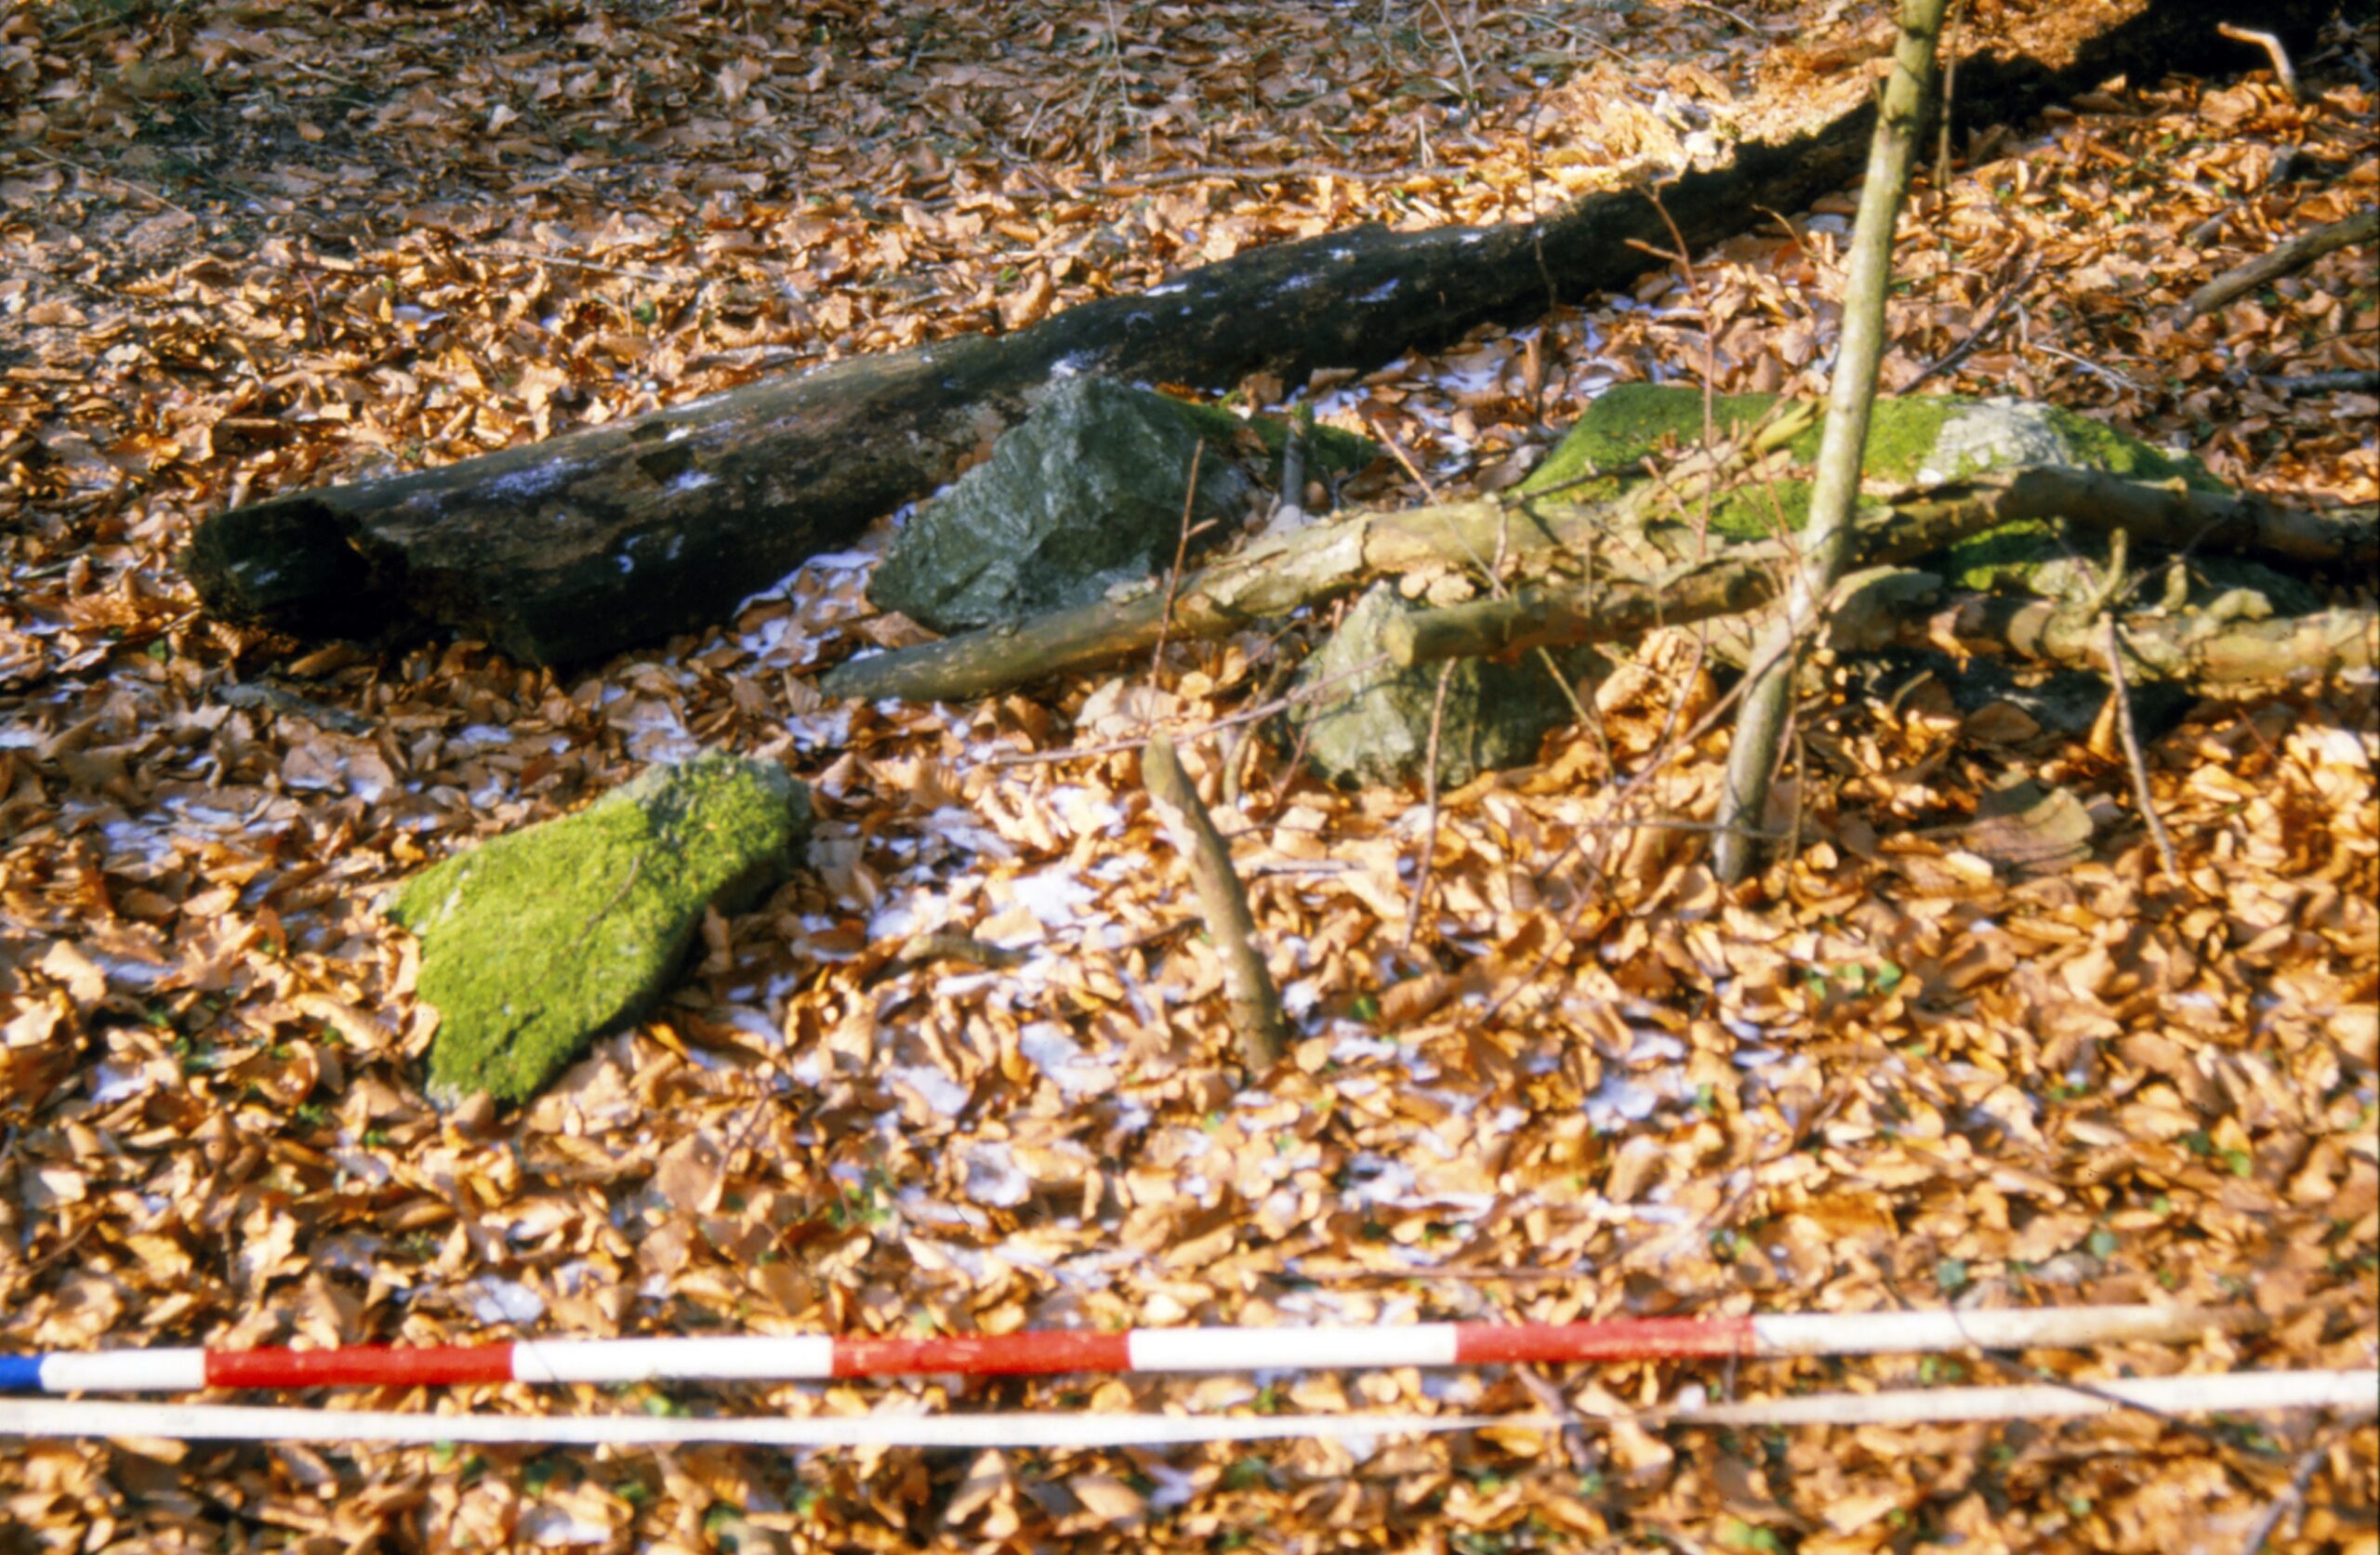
[824,466,2368,702]
[1911,596,2377,687]
[184,0,2318,665]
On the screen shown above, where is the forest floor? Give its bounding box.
[1,1,2375,1551]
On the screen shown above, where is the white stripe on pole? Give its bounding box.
[0,1398,1520,1449]
[1127,1324,1461,1373]
[40,1351,208,1394]
[1751,1306,2220,1356]
[2,1370,2367,1449]
[510,1338,838,1385]
[1657,1369,2380,1428]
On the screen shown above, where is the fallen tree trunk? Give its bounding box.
[821,465,2374,702]
[184,0,2324,665]
[1907,595,2377,686]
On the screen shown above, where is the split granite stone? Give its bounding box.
[868,375,1376,635]
[1284,582,1605,790]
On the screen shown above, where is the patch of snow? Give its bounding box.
[461,1276,547,1325]
[89,1061,158,1104]
[959,1140,1031,1207]
[1009,866,1097,927]
[1047,785,1125,837]
[888,1063,972,1117]
[1017,1022,1114,1100]
[784,705,853,753]
[1583,1073,1667,1129]
[485,463,575,502]
[1628,1028,1686,1062]
[332,1149,394,1188]
[520,1509,613,1548]
[922,807,1016,859]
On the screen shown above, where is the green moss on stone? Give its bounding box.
[1525,386,2231,594]
[387,753,811,1105]
[1520,384,1778,501]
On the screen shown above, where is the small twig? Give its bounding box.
[2105,618,2181,881]
[1399,665,1456,955]
[1420,0,1481,106]
[982,652,1392,770]
[2184,209,2378,320]
[1221,648,1301,810]
[1078,163,1438,194]
[1678,0,1765,31]
[1146,440,1210,721]
[2021,317,2145,391]
[2238,1439,2334,1555]
[1367,413,1442,503]
[2087,530,2181,880]
[2184,148,2303,248]
[1906,256,2039,391]
[1142,733,1289,1070]
[461,244,686,285]
[2216,23,2302,102]
[585,847,653,934]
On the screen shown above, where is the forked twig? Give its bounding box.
[1400,665,1456,955]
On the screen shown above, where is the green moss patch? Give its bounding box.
[1526,386,2228,587]
[387,753,811,1105]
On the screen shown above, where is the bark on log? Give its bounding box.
[1910,596,2377,687]
[183,0,2323,666]
[822,466,2373,703]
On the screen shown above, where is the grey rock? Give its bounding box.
[1284,583,1598,788]
[869,376,1257,635]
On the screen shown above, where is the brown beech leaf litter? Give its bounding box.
[1,1,2375,1551]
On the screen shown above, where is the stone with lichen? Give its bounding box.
[1520,385,2276,601]
[385,753,811,1106]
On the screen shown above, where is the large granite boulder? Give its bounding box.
[869,376,1376,635]
[386,753,811,1105]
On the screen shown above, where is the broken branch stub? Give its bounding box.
[1141,734,1289,1072]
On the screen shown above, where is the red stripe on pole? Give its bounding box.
[1452,1318,1756,1366]
[831,1331,1133,1378]
[205,1345,520,1390]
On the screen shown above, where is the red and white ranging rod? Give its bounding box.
[5,1370,2373,1449]
[4,1305,2222,1394]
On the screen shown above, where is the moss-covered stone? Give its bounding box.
[1284,582,1599,789]
[1522,387,2228,588]
[1519,383,1780,505]
[387,754,811,1106]
[869,376,1378,636]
